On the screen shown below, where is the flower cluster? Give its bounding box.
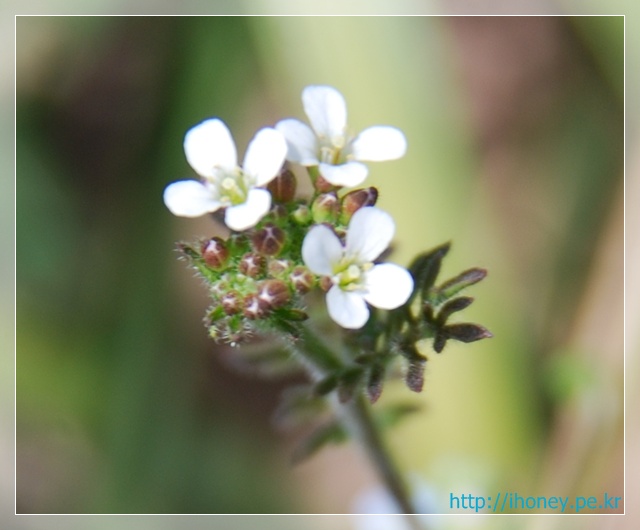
[164,85,413,332]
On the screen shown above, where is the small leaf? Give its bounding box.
[375,402,422,429]
[314,374,339,396]
[406,357,427,393]
[433,332,447,353]
[366,364,385,404]
[436,296,474,324]
[291,421,347,464]
[273,385,329,431]
[432,268,487,304]
[444,323,493,343]
[407,242,451,302]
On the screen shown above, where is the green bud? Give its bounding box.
[251,223,286,256]
[311,192,340,224]
[340,187,378,224]
[267,168,297,203]
[201,237,229,270]
[291,204,311,225]
[239,252,266,278]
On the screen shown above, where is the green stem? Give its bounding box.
[293,324,423,527]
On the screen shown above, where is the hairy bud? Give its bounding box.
[252,223,286,256]
[243,294,269,320]
[201,237,229,269]
[239,252,266,277]
[257,280,291,309]
[221,291,242,315]
[289,266,315,294]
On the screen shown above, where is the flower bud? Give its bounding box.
[201,237,229,269]
[270,204,288,220]
[291,204,311,225]
[340,187,379,224]
[257,279,291,309]
[251,223,286,256]
[314,173,336,193]
[243,293,269,319]
[289,266,315,294]
[221,291,242,315]
[267,168,297,203]
[268,258,292,278]
[319,276,333,292]
[238,252,266,277]
[311,192,340,224]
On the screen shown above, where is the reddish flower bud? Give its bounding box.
[340,187,378,223]
[243,293,269,319]
[267,169,297,203]
[319,276,333,292]
[201,237,229,269]
[238,252,266,277]
[268,258,292,278]
[251,223,286,256]
[311,192,340,223]
[314,173,336,193]
[257,280,291,309]
[289,266,316,294]
[221,291,242,315]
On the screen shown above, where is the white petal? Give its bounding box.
[318,161,368,187]
[302,85,347,142]
[345,207,395,262]
[184,118,237,178]
[243,128,288,186]
[275,119,319,165]
[326,286,370,329]
[350,126,407,161]
[224,188,271,231]
[363,263,414,309]
[302,225,343,276]
[163,180,221,217]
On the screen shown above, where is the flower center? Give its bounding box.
[319,133,351,165]
[332,259,372,292]
[216,169,250,206]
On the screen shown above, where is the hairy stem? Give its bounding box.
[294,324,423,527]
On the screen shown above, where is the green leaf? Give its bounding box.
[291,421,348,464]
[407,242,451,302]
[436,296,474,324]
[431,268,487,304]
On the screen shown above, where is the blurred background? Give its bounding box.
[13,12,631,529]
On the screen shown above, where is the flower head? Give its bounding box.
[276,86,407,188]
[163,118,287,231]
[302,207,414,329]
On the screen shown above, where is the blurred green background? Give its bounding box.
[15,14,625,523]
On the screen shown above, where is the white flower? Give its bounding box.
[276,85,407,188]
[163,118,287,231]
[302,207,414,329]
